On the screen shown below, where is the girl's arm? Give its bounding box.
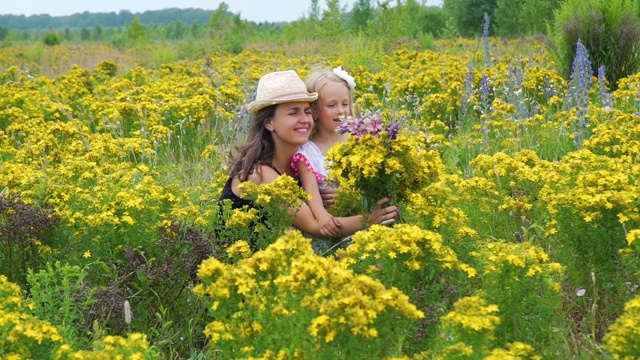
[296,159,341,237]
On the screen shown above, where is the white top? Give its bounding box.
[291,141,335,189]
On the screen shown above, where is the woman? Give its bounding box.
[219,70,398,242]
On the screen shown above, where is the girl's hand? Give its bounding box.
[367,197,398,227]
[318,212,341,237]
[319,187,338,209]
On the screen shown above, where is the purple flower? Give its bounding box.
[483,12,491,68]
[479,74,491,115]
[597,65,612,109]
[385,122,400,140]
[506,63,529,120]
[458,61,475,127]
[565,39,593,148]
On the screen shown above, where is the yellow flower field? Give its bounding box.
[1,37,640,358]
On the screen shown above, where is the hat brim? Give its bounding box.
[247,93,318,115]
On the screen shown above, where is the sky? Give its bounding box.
[0,0,443,23]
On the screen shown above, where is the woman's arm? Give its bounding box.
[292,197,397,239]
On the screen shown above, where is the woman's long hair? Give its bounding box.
[229,105,277,182]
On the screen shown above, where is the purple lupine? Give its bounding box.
[483,13,491,68]
[542,76,557,100]
[478,74,492,147]
[565,39,593,148]
[506,63,529,120]
[335,119,352,135]
[597,65,612,110]
[458,61,475,127]
[479,74,491,115]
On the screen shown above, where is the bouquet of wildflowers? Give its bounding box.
[327,113,443,213]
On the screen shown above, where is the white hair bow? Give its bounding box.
[332,66,356,90]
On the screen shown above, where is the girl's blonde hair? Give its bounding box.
[305,69,355,129]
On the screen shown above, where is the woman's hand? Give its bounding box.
[367,197,398,227]
[318,187,338,209]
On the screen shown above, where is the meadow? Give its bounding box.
[1,35,640,359]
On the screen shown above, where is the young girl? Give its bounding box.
[219,69,397,250]
[290,67,357,250]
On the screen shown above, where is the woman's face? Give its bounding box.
[315,81,351,133]
[265,101,313,147]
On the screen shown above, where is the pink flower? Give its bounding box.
[336,113,385,141]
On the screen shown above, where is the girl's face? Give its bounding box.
[315,81,351,133]
[265,101,313,147]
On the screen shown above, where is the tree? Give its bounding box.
[119,10,134,24]
[349,0,374,33]
[207,2,248,54]
[282,20,310,44]
[208,2,232,32]
[191,21,203,39]
[419,6,449,38]
[494,0,559,37]
[519,0,560,35]
[367,0,405,46]
[308,0,321,22]
[316,0,346,41]
[127,17,144,41]
[0,26,8,41]
[80,27,91,41]
[400,0,424,39]
[494,0,523,37]
[166,20,187,40]
[93,25,103,41]
[444,0,497,37]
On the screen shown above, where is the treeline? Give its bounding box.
[2,0,639,89]
[0,0,566,42]
[0,8,215,30]
[0,0,577,66]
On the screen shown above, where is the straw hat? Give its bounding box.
[247,70,318,114]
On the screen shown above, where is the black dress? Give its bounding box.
[216,164,283,251]
[218,163,282,211]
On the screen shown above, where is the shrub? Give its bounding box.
[471,240,564,344]
[0,192,58,285]
[194,231,424,358]
[603,294,640,358]
[93,60,119,81]
[0,275,64,358]
[27,262,97,349]
[43,30,61,46]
